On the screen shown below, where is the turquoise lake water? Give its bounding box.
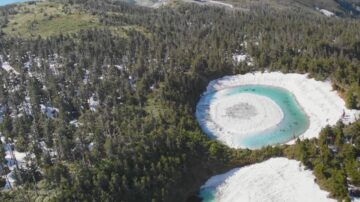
[197,85,309,201]
[196,85,309,150]
[0,0,31,6]
[199,188,217,202]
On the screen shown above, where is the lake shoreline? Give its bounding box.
[197,72,360,149]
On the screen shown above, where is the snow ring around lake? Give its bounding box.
[210,93,284,135]
[196,72,360,149]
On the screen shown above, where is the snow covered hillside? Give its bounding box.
[201,158,336,202]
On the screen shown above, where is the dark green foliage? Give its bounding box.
[286,121,360,201]
[0,0,359,202]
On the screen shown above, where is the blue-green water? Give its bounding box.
[0,0,31,6]
[197,85,309,201]
[196,85,309,149]
[199,188,216,202]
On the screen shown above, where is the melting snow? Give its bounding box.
[114,65,124,71]
[88,142,94,150]
[70,119,82,127]
[1,136,29,189]
[201,158,336,202]
[88,94,99,112]
[204,72,360,148]
[316,8,335,17]
[40,104,58,118]
[39,141,57,158]
[320,9,335,17]
[207,0,233,8]
[233,54,247,62]
[83,70,90,84]
[232,54,254,66]
[0,56,19,75]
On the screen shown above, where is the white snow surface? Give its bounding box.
[152,0,169,8]
[88,94,99,112]
[353,197,360,202]
[319,9,335,17]
[1,136,29,189]
[232,53,254,66]
[40,141,57,157]
[1,62,19,75]
[207,0,233,8]
[201,157,336,202]
[203,72,360,147]
[232,54,247,63]
[40,104,58,118]
[209,92,284,137]
[0,56,19,75]
[1,137,27,170]
[114,64,125,71]
[70,119,83,127]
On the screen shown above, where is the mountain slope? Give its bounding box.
[120,0,360,17]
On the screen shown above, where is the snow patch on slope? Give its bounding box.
[88,94,99,112]
[207,0,233,8]
[320,9,335,17]
[201,157,335,202]
[232,53,254,66]
[1,136,29,189]
[0,56,19,75]
[40,104,58,118]
[316,7,335,17]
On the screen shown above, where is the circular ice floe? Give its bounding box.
[210,93,283,135]
[199,158,335,202]
[196,85,309,149]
